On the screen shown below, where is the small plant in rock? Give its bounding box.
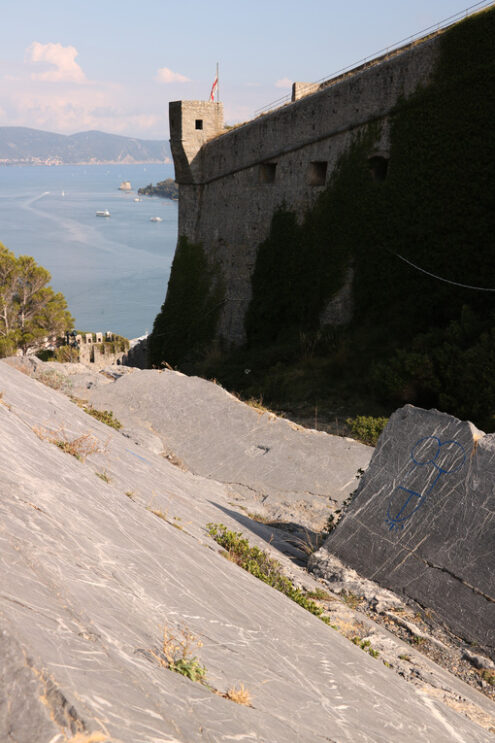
[207,523,330,624]
[83,406,122,430]
[245,396,274,415]
[225,683,253,706]
[95,471,111,483]
[479,669,495,686]
[351,637,380,658]
[341,591,363,610]
[33,426,103,462]
[148,507,168,521]
[151,625,206,682]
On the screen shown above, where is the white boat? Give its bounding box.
[133,197,141,202]
[96,210,111,217]
[150,216,163,222]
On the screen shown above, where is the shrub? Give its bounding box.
[346,416,388,446]
[207,523,330,623]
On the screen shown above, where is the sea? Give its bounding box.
[0,163,178,339]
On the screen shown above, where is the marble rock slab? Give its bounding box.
[86,368,372,529]
[310,405,495,657]
[1,363,494,742]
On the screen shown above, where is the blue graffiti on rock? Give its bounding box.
[385,435,466,531]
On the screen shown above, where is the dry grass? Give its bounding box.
[36,369,67,391]
[0,391,11,411]
[147,507,168,521]
[287,529,326,556]
[95,470,112,483]
[224,683,253,706]
[32,425,104,462]
[247,511,273,525]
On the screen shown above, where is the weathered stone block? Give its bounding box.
[310,405,495,656]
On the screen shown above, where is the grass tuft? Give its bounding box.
[83,406,122,430]
[224,683,253,706]
[95,471,111,483]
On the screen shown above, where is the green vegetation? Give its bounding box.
[480,669,495,686]
[206,522,331,624]
[346,416,388,446]
[351,637,380,658]
[151,626,206,682]
[83,407,122,430]
[148,237,224,367]
[0,244,73,357]
[138,178,178,200]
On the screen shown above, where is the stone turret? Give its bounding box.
[169,101,224,184]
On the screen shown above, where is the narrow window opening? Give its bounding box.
[195,119,203,130]
[368,155,388,182]
[259,163,277,184]
[307,161,327,186]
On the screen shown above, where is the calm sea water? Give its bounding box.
[0,163,178,339]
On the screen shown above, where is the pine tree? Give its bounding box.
[0,243,73,356]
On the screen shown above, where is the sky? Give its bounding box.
[0,0,490,140]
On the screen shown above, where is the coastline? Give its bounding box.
[0,159,171,167]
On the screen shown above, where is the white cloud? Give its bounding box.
[27,41,86,83]
[155,67,190,84]
[275,77,292,88]
[0,79,169,138]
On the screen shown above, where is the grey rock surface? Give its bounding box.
[1,362,494,742]
[83,368,372,530]
[311,405,495,657]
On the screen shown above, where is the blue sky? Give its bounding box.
[0,0,489,139]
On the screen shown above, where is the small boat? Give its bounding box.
[119,181,132,191]
[96,210,111,217]
[150,216,163,222]
[133,197,142,202]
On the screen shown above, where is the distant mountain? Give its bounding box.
[0,127,171,165]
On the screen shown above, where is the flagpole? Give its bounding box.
[216,62,219,103]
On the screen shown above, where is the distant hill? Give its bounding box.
[0,127,171,165]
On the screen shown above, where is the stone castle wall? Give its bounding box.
[170,34,441,345]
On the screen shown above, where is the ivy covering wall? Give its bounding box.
[244,8,495,428]
[148,237,224,367]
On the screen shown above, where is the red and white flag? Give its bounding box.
[210,76,218,101]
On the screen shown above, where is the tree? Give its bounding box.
[0,243,73,357]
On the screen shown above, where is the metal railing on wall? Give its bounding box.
[254,0,494,116]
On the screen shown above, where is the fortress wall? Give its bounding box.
[198,38,439,184]
[171,35,442,345]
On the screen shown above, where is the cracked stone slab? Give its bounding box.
[1,362,494,742]
[311,405,495,657]
[83,367,372,530]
